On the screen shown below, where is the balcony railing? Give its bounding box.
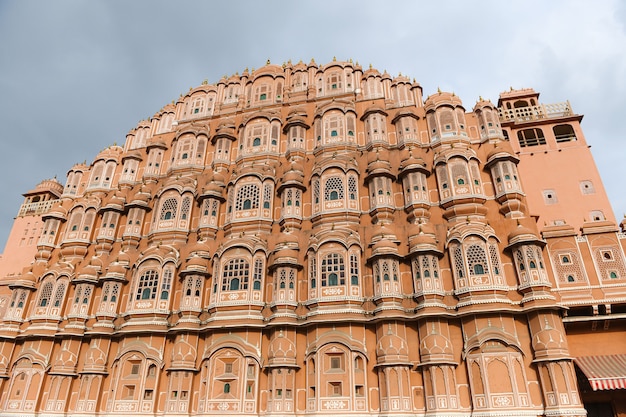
[498,101,573,123]
[17,200,57,217]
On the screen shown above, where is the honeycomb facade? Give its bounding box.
[0,59,624,417]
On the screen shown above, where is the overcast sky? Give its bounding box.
[0,0,625,247]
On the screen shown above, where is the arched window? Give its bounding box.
[160,268,172,300]
[253,258,263,290]
[235,184,260,211]
[224,383,231,394]
[321,253,345,287]
[52,283,66,308]
[467,244,488,276]
[136,270,159,300]
[553,124,576,143]
[253,137,261,146]
[324,177,344,201]
[222,259,250,291]
[160,198,178,221]
[39,282,53,307]
[350,253,359,285]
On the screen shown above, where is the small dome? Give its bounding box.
[103,191,125,211]
[473,98,496,112]
[281,167,305,185]
[371,239,398,257]
[76,263,100,281]
[408,223,440,255]
[507,221,541,247]
[486,142,518,165]
[181,255,209,275]
[94,145,123,163]
[44,204,68,221]
[533,324,566,352]
[398,149,428,176]
[104,261,128,280]
[420,332,453,356]
[30,178,64,196]
[424,90,464,111]
[376,333,409,359]
[267,331,297,366]
[187,240,210,257]
[370,224,399,257]
[114,250,131,266]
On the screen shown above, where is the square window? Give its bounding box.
[130,364,140,375]
[330,356,341,370]
[330,382,342,396]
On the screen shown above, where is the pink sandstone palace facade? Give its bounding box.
[0,59,624,417]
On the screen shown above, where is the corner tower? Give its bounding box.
[498,88,615,231]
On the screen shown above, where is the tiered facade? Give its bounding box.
[0,59,624,417]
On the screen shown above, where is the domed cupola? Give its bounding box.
[43,203,68,222]
[127,185,152,209]
[198,171,226,201]
[485,141,518,167]
[269,233,300,270]
[94,145,123,163]
[9,268,38,290]
[398,148,428,178]
[408,222,441,256]
[277,162,305,192]
[102,190,126,212]
[376,327,410,365]
[267,330,298,368]
[420,329,455,365]
[369,223,400,260]
[506,220,543,249]
[180,254,210,276]
[365,148,393,180]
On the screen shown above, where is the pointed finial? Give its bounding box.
[266,59,271,65]
[333,56,337,61]
[437,87,442,94]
